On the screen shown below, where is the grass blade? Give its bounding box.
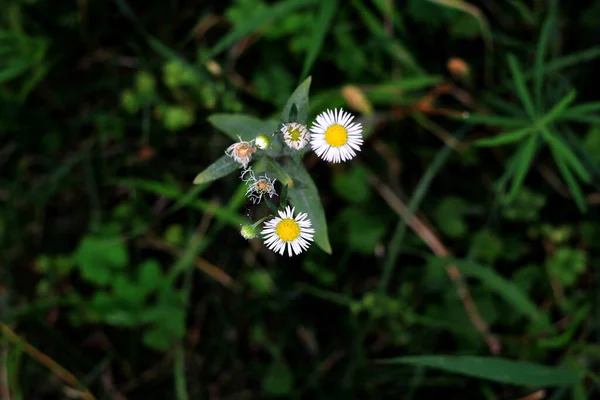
[507,133,538,200]
[116,178,246,226]
[539,90,577,125]
[463,113,529,128]
[449,258,549,328]
[208,0,316,57]
[379,126,468,292]
[549,145,587,212]
[507,54,536,118]
[300,0,338,80]
[475,126,532,147]
[534,15,554,112]
[541,128,591,183]
[377,355,582,387]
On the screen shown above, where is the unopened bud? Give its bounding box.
[255,134,270,150]
[240,225,257,240]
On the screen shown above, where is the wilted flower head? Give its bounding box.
[225,137,256,168]
[281,122,309,150]
[241,168,278,204]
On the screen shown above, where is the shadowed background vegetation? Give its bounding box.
[2,0,600,398]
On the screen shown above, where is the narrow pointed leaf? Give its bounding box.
[193,155,240,185]
[444,258,549,327]
[507,134,538,200]
[541,128,591,183]
[280,184,289,208]
[208,114,279,142]
[284,160,331,254]
[539,90,577,124]
[264,197,280,214]
[288,103,298,123]
[463,113,529,128]
[264,157,294,187]
[282,77,311,125]
[207,0,317,57]
[559,102,600,120]
[550,145,587,212]
[300,0,338,80]
[377,355,582,387]
[507,54,536,118]
[475,127,532,147]
[534,15,554,112]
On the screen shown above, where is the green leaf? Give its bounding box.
[507,54,536,119]
[542,129,591,183]
[265,157,294,187]
[193,155,240,185]
[300,0,338,80]
[433,197,469,238]
[284,160,331,254]
[288,103,298,123]
[463,113,529,128]
[534,15,554,112]
[264,196,279,214]
[541,90,577,124]
[208,114,279,142]
[280,184,289,208]
[377,356,582,387]
[446,258,548,327]
[143,326,173,351]
[507,134,538,200]
[561,102,600,118]
[475,126,532,147]
[117,178,246,227]
[262,362,293,396]
[138,259,164,292]
[281,76,311,125]
[208,0,317,57]
[551,146,587,213]
[332,165,371,203]
[74,236,129,285]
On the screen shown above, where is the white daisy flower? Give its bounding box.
[280,122,310,150]
[261,206,315,257]
[241,168,278,204]
[310,108,363,163]
[225,136,256,168]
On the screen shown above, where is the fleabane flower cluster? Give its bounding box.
[216,104,363,257]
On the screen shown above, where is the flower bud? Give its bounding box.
[255,134,271,150]
[240,225,257,240]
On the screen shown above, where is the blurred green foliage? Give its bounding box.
[3,0,600,398]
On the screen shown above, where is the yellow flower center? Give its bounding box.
[288,127,303,142]
[324,124,348,147]
[276,218,300,242]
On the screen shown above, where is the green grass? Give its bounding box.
[2,0,600,398]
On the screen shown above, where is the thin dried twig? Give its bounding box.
[515,390,546,400]
[1,341,9,400]
[142,237,233,289]
[370,175,501,354]
[0,323,96,400]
